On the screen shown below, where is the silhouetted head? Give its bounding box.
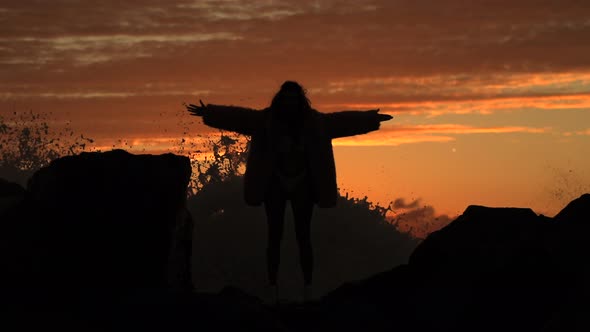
[270,81,312,118]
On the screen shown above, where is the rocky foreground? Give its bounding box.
[0,150,588,331]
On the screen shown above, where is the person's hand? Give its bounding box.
[185,100,207,117]
[370,108,393,122]
[378,113,393,122]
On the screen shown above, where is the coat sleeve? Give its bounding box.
[323,110,384,139]
[202,104,265,136]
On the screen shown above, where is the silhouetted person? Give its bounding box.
[186,81,392,302]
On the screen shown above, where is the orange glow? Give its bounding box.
[329,93,590,116]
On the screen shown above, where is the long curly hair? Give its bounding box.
[270,81,312,114]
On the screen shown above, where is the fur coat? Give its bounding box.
[201,104,384,208]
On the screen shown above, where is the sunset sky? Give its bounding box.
[1,1,589,224]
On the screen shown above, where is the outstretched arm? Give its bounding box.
[186,100,264,136]
[324,109,393,139]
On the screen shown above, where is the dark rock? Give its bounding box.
[317,200,590,332]
[3,149,589,332]
[408,206,561,331]
[0,178,25,196]
[0,178,25,214]
[0,179,35,306]
[548,193,590,331]
[409,205,550,275]
[89,287,286,332]
[2,150,193,308]
[0,165,34,188]
[554,193,590,224]
[319,264,416,331]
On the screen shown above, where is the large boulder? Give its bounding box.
[409,205,553,277]
[545,194,590,331]
[0,179,30,300]
[319,197,590,332]
[552,193,590,277]
[554,193,590,224]
[2,150,193,306]
[407,206,559,332]
[0,178,25,214]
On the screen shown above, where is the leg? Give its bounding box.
[264,183,287,286]
[291,187,315,286]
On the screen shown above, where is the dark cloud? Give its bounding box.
[3,1,589,78]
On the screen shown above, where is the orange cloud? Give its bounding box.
[325,93,590,116]
[333,134,455,147]
[579,129,590,135]
[382,124,550,134]
[332,124,549,146]
[92,124,549,150]
[89,132,249,155]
